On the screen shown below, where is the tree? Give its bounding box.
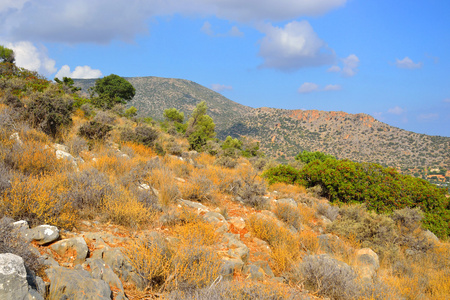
[186,101,215,151]
[91,74,135,109]
[0,45,15,63]
[163,108,184,123]
[295,150,335,164]
[54,77,81,93]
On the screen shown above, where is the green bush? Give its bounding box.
[262,165,301,185]
[299,159,450,238]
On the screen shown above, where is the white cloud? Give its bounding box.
[228,26,244,37]
[387,106,405,115]
[324,84,341,91]
[55,65,102,79]
[418,113,438,121]
[258,21,335,71]
[298,82,319,94]
[201,22,244,37]
[201,21,214,36]
[327,65,341,72]
[341,54,359,77]
[395,57,422,69]
[211,83,233,92]
[0,0,347,44]
[5,41,56,75]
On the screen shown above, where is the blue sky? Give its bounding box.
[1,0,449,137]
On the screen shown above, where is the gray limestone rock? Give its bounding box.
[0,253,29,300]
[25,225,59,245]
[50,237,89,265]
[46,266,111,300]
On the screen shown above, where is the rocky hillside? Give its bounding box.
[75,77,450,170]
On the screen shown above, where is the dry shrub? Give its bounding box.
[273,203,302,231]
[181,173,214,203]
[298,230,320,253]
[316,200,340,221]
[126,236,172,289]
[169,244,221,291]
[148,167,180,207]
[235,173,268,210]
[297,204,316,225]
[247,214,301,273]
[297,254,359,300]
[66,135,88,156]
[269,182,306,198]
[167,280,302,300]
[174,220,218,246]
[160,207,202,227]
[327,204,399,261]
[104,187,153,228]
[195,152,215,166]
[123,141,156,157]
[62,167,112,217]
[164,156,194,178]
[0,175,76,228]
[5,139,67,175]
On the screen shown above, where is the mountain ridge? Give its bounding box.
[74,76,450,171]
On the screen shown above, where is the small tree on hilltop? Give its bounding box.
[91,74,135,109]
[0,45,15,63]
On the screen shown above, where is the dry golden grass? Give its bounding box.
[268,182,307,198]
[122,141,156,158]
[174,219,219,246]
[180,170,214,203]
[104,187,154,228]
[247,214,301,274]
[1,175,76,228]
[298,230,320,253]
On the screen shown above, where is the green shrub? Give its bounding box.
[262,164,301,185]
[120,125,158,147]
[299,159,450,238]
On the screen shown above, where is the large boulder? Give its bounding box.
[84,258,125,295]
[355,248,379,282]
[0,253,43,300]
[46,266,111,300]
[50,237,89,265]
[25,225,59,245]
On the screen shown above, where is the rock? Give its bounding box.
[55,149,78,167]
[50,237,89,265]
[276,198,298,207]
[355,248,379,282]
[228,217,246,230]
[228,246,250,263]
[318,234,347,255]
[102,248,146,290]
[179,199,209,212]
[204,211,228,230]
[220,258,244,279]
[138,183,150,190]
[253,260,274,278]
[0,253,29,300]
[84,258,125,294]
[52,143,69,152]
[423,230,439,243]
[25,225,59,245]
[12,220,30,232]
[46,266,111,300]
[10,132,23,145]
[243,264,264,281]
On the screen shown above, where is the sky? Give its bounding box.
[1,0,449,137]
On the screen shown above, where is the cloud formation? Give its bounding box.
[201,22,244,37]
[327,54,359,77]
[324,84,342,91]
[5,41,56,75]
[387,106,405,115]
[0,0,347,44]
[298,82,319,94]
[211,84,233,92]
[55,65,103,79]
[395,57,422,69]
[258,21,335,71]
[418,113,438,121]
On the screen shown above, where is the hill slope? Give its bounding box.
[74,77,450,169]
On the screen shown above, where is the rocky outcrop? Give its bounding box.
[46,266,111,300]
[51,237,89,265]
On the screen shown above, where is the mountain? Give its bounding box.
[74,76,450,170]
